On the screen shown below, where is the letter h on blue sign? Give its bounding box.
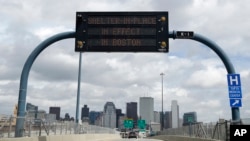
[227,74,241,86]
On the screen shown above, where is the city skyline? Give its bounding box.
[24,98,185,123]
[21,97,185,119]
[17,92,198,123]
[23,98,201,130]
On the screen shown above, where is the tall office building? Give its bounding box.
[179,118,183,127]
[26,103,38,111]
[89,111,101,125]
[49,107,61,120]
[171,100,179,128]
[103,102,116,128]
[13,104,18,125]
[164,111,172,129]
[95,112,103,126]
[26,103,38,119]
[126,102,138,126]
[153,111,160,123]
[116,109,124,128]
[183,112,197,126]
[81,105,89,121]
[139,97,154,125]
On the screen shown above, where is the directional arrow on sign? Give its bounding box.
[232,100,240,106]
[230,99,242,107]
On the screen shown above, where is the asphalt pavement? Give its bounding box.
[108,138,163,141]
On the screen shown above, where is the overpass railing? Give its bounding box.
[0,116,118,138]
[158,118,250,141]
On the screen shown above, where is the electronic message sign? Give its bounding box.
[75,12,169,52]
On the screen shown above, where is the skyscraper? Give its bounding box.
[26,103,38,112]
[26,103,38,119]
[171,100,179,128]
[116,109,124,128]
[89,111,101,125]
[126,102,138,126]
[139,97,154,125]
[164,111,172,129]
[81,105,89,121]
[153,111,160,123]
[49,107,61,120]
[103,102,116,128]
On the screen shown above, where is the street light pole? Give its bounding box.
[160,73,164,131]
[75,52,82,133]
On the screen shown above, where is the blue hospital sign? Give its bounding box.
[227,74,242,99]
[227,74,241,86]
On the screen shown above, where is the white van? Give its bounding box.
[138,131,146,138]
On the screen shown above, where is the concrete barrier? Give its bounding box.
[148,135,221,141]
[0,136,38,141]
[0,134,121,141]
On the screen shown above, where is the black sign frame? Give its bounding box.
[75,12,169,52]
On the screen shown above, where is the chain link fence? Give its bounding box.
[0,116,118,138]
[158,118,250,141]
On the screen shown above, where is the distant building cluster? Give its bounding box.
[7,97,198,131]
[25,103,74,123]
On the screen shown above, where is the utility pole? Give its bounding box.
[160,73,164,131]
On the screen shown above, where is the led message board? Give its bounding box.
[75,12,168,52]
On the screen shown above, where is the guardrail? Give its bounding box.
[158,118,250,141]
[0,116,118,138]
[0,134,121,141]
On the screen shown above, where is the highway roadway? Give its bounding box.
[109,139,163,141]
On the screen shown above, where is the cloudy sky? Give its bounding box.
[0,0,249,123]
